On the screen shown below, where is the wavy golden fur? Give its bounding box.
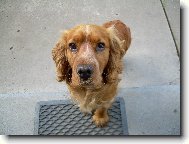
[52,20,131,126]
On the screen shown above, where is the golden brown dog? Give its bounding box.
[52,20,131,127]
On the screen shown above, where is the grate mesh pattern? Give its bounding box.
[36,98,128,135]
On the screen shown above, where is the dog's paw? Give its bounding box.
[92,114,109,127]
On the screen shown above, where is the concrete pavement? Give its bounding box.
[162,0,180,55]
[119,85,180,135]
[0,0,180,135]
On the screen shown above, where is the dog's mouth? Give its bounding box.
[79,78,93,86]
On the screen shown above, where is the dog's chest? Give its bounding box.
[69,88,100,113]
[79,96,98,113]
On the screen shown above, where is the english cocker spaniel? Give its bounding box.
[52,20,131,127]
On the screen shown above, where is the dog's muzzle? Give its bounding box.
[77,64,93,81]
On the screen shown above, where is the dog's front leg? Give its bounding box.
[92,107,109,127]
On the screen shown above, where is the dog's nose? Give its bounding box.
[77,64,93,80]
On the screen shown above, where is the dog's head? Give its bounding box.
[52,20,131,88]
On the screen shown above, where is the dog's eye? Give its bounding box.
[69,43,77,52]
[96,42,105,51]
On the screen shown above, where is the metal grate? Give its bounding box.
[35,97,128,135]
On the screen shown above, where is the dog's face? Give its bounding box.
[65,25,110,88]
[52,21,131,89]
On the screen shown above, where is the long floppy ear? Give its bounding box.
[102,20,131,84]
[103,20,131,57]
[52,32,71,82]
[102,27,125,83]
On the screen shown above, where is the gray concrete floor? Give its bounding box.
[119,85,180,135]
[162,0,180,55]
[0,0,180,135]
